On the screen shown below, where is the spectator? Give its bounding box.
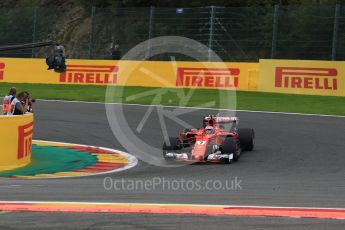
[2,87,16,115]
[9,91,31,115]
[109,40,121,60]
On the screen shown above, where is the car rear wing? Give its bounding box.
[204,116,239,124]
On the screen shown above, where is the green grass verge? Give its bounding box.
[1,83,345,116]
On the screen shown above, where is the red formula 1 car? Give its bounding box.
[163,115,254,163]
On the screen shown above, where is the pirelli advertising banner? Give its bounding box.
[0,58,259,91]
[259,59,345,96]
[0,113,33,171]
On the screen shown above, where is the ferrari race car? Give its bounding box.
[163,115,254,163]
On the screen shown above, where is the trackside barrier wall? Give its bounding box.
[0,58,259,91]
[0,113,33,171]
[1,58,344,96]
[259,59,345,96]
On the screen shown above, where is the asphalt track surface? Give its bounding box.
[1,100,345,229]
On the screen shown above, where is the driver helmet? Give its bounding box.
[205,126,214,134]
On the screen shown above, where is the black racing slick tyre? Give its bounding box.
[163,137,182,158]
[222,137,241,162]
[237,128,255,151]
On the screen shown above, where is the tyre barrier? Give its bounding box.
[0,113,33,171]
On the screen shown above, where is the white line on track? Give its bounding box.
[37,99,345,118]
[0,185,22,188]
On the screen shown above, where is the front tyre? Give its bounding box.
[237,128,255,151]
[163,137,182,159]
[222,137,241,162]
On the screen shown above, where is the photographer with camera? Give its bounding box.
[8,91,34,115]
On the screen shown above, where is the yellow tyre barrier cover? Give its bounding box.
[259,59,345,96]
[0,113,33,171]
[2,57,344,96]
[0,58,259,91]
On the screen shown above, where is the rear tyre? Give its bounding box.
[237,128,255,151]
[222,137,241,162]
